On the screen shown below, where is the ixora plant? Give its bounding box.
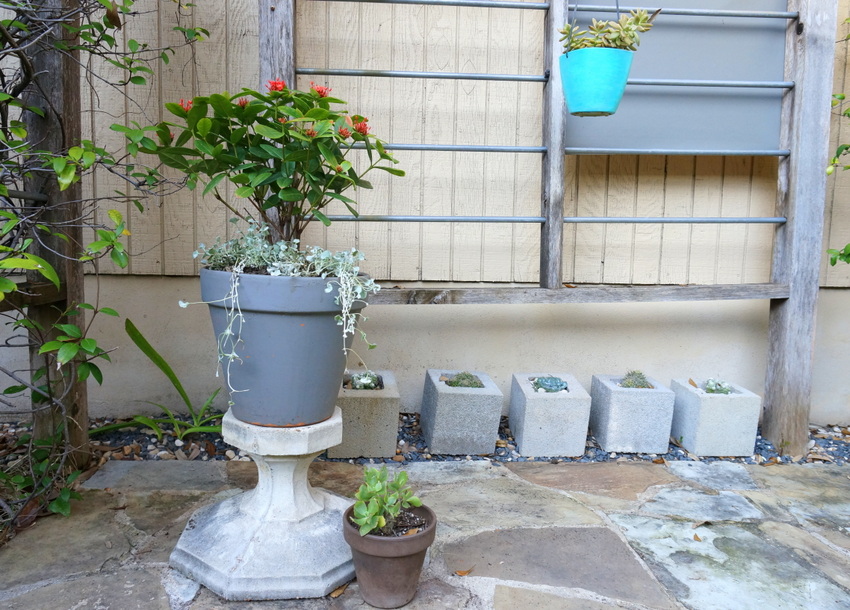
[558,9,660,116]
[117,81,404,428]
[343,466,437,608]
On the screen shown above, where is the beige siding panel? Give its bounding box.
[562,156,579,282]
[659,156,694,284]
[90,23,130,275]
[386,5,425,280]
[419,6,458,280]
[160,3,199,276]
[716,156,753,284]
[194,0,231,267]
[602,155,638,284]
[689,156,724,284]
[743,156,777,283]
[573,156,607,283]
[632,155,665,284]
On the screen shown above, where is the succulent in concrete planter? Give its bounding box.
[590,373,675,453]
[443,371,484,388]
[510,373,590,457]
[671,378,761,457]
[343,467,437,608]
[330,371,400,459]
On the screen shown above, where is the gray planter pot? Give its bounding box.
[589,374,675,454]
[509,373,590,457]
[328,371,401,459]
[200,268,366,427]
[670,379,761,457]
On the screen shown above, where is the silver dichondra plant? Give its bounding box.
[703,378,733,395]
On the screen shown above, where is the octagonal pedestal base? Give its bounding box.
[169,407,354,601]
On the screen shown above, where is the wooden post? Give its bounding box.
[763,0,839,456]
[259,0,296,89]
[540,0,567,288]
[22,0,88,466]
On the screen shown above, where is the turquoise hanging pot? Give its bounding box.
[559,48,634,117]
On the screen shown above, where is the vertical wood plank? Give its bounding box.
[573,156,607,283]
[659,156,694,284]
[258,0,295,88]
[688,156,724,284]
[420,5,457,280]
[387,5,425,280]
[540,0,566,287]
[602,155,638,284]
[764,0,839,455]
[631,155,665,284]
[716,156,753,283]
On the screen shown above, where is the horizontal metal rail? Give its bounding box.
[325,214,786,224]
[298,68,546,82]
[300,69,793,90]
[353,142,547,153]
[314,0,549,9]
[628,78,794,89]
[564,147,791,157]
[572,5,798,19]
[4,189,49,203]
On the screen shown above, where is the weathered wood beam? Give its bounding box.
[763,0,839,456]
[539,0,567,288]
[22,0,88,466]
[258,0,296,88]
[0,283,65,314]
[370,283,789,305]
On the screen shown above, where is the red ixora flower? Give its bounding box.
[354,120,370,136]
[305,128,318,138]
[179,98,192,112]
[338,127,351,139]
[237,98,248,108]
[310,81,332,98]
[266,79,286,92]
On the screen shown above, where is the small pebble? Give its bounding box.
[174,439,184,447]
[225,450,236,460]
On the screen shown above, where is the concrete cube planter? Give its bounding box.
[670,379,761,457]
[590,374,675,454]
[509,373,590,457]
[327,371,400,459]
[420,369,502,455]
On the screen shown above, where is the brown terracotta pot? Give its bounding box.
[342,504,437,608]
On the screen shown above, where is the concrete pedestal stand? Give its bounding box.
[169,407,354,600]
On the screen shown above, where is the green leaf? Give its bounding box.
[125,318,193,412]
[132,415,164,441]
[375,166,406,177]
[202,173,226,196]
[56,324,82,339]
[99,307,119,317]
[57,342,80,365]
[196,117,212,137]
[255,124,284,139]
[235,186,254,198]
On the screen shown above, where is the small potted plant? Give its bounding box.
[343,466,437,608]
[118,81,403,428]
[558,8,660,116]
[589,370,675,453]
[420,369,503,455]
[670,377,762,457]
[328,370,401,459]
[509,373,591,457]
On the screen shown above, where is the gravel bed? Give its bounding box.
[2,415,849,467]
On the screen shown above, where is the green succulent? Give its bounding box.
[532,376,569,393]
[350,370,380,390]
[445,371,484,388]
[704,378,733,394]
[620,370,653,389]
[350,467,422,536]
[559,9,660,53]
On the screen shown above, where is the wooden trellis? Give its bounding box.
[258,0,836,455]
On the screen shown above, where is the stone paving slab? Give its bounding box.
[493,585,621,609]
[439,527,676,609]
[506,461,680,500]
[666,461,758,490]
[610,514,850,610]
[5,460,850,609]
